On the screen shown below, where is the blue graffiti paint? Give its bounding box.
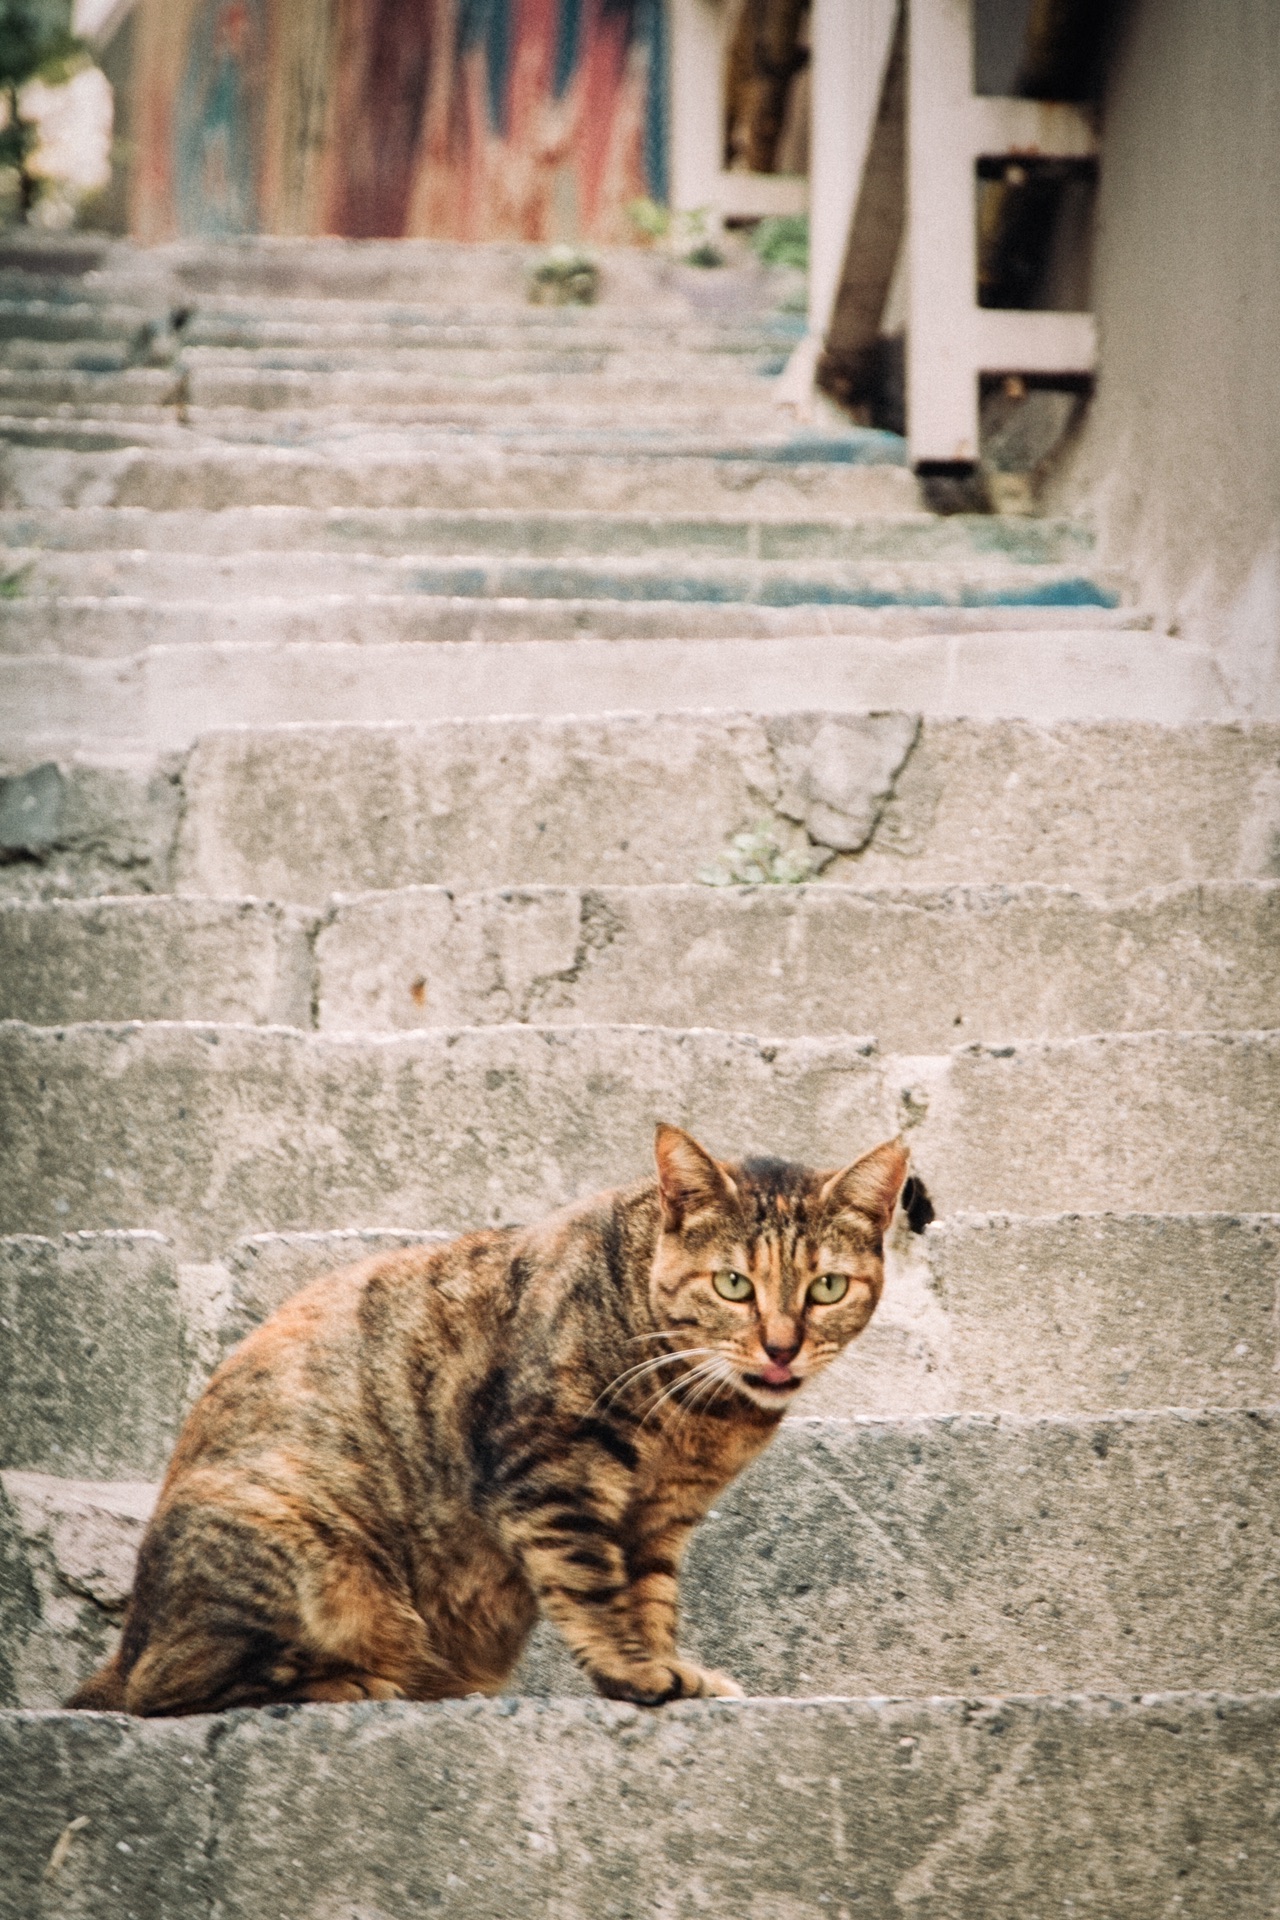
[175,0,264,237]
[639,0,668,203]
[553,0,582,99]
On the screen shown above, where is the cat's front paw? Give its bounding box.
[591,1657,744,1706]
[669,1659,744,1700]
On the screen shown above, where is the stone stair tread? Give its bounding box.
[1,1020,1277,1257]
[3,881,1276,1044]
[5,1407,1280,1711]
[0,507,1095,563]
[3,1215,1275,1489]
[5,1689,1277,1917]
[167,714,1279,902]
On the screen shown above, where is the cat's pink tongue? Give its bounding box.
[759,1361,795,1387]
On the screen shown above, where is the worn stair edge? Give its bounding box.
[4,715,1279,904]
[0,633,1233,757]
[5,1689,1279,1920]
[3,881,1278,1044]
[5,1407,1280,1712]
[3,1215,1277,1483]
[1,1022,1278,1257]
[0,507,1096,564]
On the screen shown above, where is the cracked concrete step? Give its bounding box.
[1,1021,1277,1258]
[0,598,1145,657]
[6,1693,1278,1920]
[313,881,1280,1044]
[4,715,1275,902]
[0,507,1096,563]
[0,548,1120,608]
[0,445,922,514]
[4,882,1276,1044]
[3,630,1221,758]
[5,1409,1280,1711]
[3,1215,1276,1486]
[166,716,1280,905]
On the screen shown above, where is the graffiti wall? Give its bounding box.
[131,0,668,242]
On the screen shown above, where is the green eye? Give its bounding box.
[808,1273,850,1305]
[712,1269,753,1302]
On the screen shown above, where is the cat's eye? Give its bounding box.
[808,1273,850,1305]
[712,1269,754,1302]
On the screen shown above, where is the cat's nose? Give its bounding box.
[763,1333,801,1363]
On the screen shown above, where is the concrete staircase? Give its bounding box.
[0,234,1277,1917]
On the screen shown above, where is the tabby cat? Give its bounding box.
[70,1125,908,1717]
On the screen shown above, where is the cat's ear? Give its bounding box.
[654,1124,738,1229]
[819,1136,910,1233]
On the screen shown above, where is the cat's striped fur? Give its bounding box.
[70,1126,908,1716]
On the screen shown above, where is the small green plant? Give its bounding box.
[753,214,809,271]
[626,196,670,243]
[0,1,86,223]
[698,821,827,886]
[528,245,599,306]
[0,561,31,597]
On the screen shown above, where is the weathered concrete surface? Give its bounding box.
[0,1022,889,1257]
[1,1023,1278,1257]
[0,1472,155,1710]
[316,881,1280,1046]
[0,595,1147,659]
[3,1691,1278,1920]
[0,1217,1268,1482]
[2,444,923,515]
[5,1410,1280,1708]
[0,757,180,901]
[3,631,1228,760]
[1056,0,1280,718]
[0,507,1097,563]
[909,1030,1280,1219]
[176,717,1280,904]
[0,896,315,1026]
[817,1212,1280,1422]
[0,544,1116,607]
[0,1235,185,1478]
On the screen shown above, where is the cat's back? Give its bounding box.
[163,1227,519,1487]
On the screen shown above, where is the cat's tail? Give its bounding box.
[65,1655,129,1712]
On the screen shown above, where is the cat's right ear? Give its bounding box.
[654,1124,738,1229]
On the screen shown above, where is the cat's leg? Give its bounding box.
[505,1494,729,1705]
[626,1511,743,1700]
[122,1497,455,1714]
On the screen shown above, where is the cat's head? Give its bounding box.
[648,1125,909,1413]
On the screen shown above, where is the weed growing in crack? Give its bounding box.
[698,821,829,886]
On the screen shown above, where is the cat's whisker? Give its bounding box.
[641,1356,727,1425]
[593,1347,717,1412]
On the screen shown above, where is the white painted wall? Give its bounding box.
[1055,0,1280,715]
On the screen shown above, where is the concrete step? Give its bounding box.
[5,1407,1280,1712]
[168,715,1280,904]
[3,1214,1275,1488]
[0,444,922,514]
[4,882,1275,1044]
[0,298,160,345]
[5,1690,1279,1919]
[0,633,1225,758]
[179,315,800,353]
[0,507,1096,563]
[182,343,793,378]
[0,596,1144,656]
[0,548,1118,610]
[313,880,1279,1043]
[1,1021,1276,1258]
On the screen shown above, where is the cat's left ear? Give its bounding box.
[818,1136,910,1233]
[654,1124,738,1229]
